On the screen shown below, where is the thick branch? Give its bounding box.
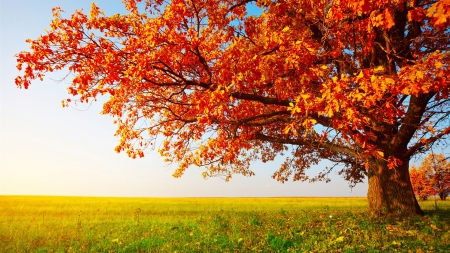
[231,110,291,126]
[406,126,450,158]
[393,93,436,152]
[255,132,358,158]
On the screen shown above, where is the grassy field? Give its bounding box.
[0,196,449,252]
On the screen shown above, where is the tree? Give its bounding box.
[416,153,450,200]
[410,165,436,200]
[15,0,450,216]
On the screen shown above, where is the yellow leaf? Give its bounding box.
[282,26,289,32]
[374,66,385,73]
[305,45,315,52]
[354,93,363,101]
[427,1,450,25]
[236,72,244,81]
[301,93,310,99]
[321,65,328,70]
[377,151,384,157]
[384,9,395,29]
[379,80,387,91]
[435,61,443,68]
[328,107,334,117]
[283,125,291,134]
[335,236,344,242]
[356,71,364,80]
[406,230,418,236]
[384,78,395,85]
[416,71,424,79]
[430,224,441,231]
[427,2,437,18]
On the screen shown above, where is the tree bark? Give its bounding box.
[367,158,424,217]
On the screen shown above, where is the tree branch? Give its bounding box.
[254,132,358,158]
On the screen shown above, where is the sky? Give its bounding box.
[0,0,369,197]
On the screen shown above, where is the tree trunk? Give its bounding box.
[367,158,424,217]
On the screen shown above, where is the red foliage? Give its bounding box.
[14,0,450,214]
[411,154,450,200]
[410,165,436,200]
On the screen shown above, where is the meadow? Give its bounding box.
[0,196,449,252]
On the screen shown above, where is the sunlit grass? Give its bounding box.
[1,196,449,252]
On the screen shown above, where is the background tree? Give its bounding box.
[15,0,450,216]
[409,165,436,200]
[416,153,450,200]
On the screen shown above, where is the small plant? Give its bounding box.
[248,215,262,227]
[133,208,141,225]
[76,211,82,227]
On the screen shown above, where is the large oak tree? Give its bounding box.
[15,0,450,216]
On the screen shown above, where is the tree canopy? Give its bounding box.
[411,153,450,200]
[15,0,450,216]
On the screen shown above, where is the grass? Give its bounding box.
[0,196,449,252]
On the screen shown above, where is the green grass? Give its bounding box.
[1,196,449,252]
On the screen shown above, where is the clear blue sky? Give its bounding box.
[0,0,368,197]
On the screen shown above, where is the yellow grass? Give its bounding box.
[1,196,449,252]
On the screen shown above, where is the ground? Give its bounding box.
[1,196,449,252]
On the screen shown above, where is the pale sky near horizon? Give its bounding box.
[0,0,372,197]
